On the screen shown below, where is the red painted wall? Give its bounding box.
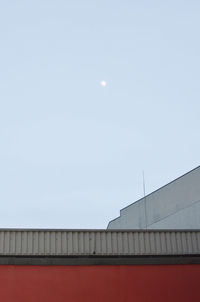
[0,265,199,302]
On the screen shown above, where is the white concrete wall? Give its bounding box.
[108,166,200,229]
[150,200,200,229]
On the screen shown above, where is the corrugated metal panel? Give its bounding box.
[0,230,199,256]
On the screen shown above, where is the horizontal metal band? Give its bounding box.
[0,255,200,266]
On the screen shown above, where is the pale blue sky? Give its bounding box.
[0,1,200,228]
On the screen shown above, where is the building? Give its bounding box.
[0,229,200,301]
[108,166,200,229]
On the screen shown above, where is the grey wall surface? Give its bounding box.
[108,166,200,229]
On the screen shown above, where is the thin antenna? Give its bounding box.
[142,170,146,197]
[142,170,147,229]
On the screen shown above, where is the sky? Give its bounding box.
[0,1,200,229]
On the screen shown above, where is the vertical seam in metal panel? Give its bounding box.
[33,232,35,255]
[60,231,63,255]
[94,231,97,255]
[55,232,57,255]
[43,231,45,255]
[185,232,189,254]
[2,231,5,254]
[178,232,182,254]
[192,232,197,253]
[140,232,144,255]
[30,231,33,254]
[168,232,172,254]
[144,231,147,254]
[76,231,78,255]
[89,231,91,254]
[156,232,160,255]
[144,231,148,254]
[132,232,135,254]
[44,231,46,254]
[12,232,15,255]
[193,231,197,253]
[21,231,24,255]
[100,231,104,254]
[138,231,140,255]
[197,232,200,252]
[111,232,114,255]
[127,232,129,254]
[149,232,153,254]
[181,232,187,254]
[9,232,12,255]
[174,231,178,254]
[27,232,30,255]
[187,232,192,253]
[105,231,107,254]
[79,231,82,255]
[102,231,105,254]
[81,232,84,255]
[61,231,63,255]
[162,231,167,254]
[77,231,79,255]
[38,231,39,255]
[117,231,119,254]
[20,231,22,254]
[122,232,124,254]
[49,231,51,255]
[93,231,95,254]
[190,232,194,252]
[6,231,9,254]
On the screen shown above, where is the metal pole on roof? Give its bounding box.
[143,171,147,229]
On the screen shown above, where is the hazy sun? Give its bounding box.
[100,80,107,87]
